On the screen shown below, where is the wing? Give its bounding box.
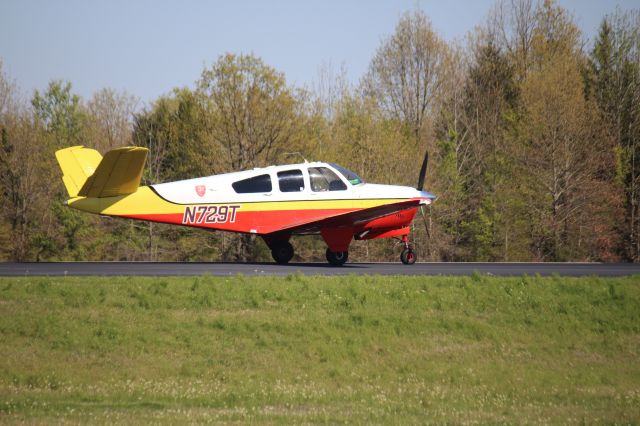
[270,199,422,235]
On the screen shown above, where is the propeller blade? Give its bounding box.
[417,150,429,191]
[420,204,431,240]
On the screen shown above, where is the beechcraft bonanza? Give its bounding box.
[56,146,436,265]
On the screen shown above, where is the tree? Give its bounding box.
[513,2,621,260]
[0,111,54,260]
[311,61,350,121]
[362,9,448,146]
[197,53,301,171]
[0,65,58,261]
[134,90,207,185]
[30,81,92,259]
[488,0,538,78]
[588,10,640,260]
[86,88,138,152]
[31,80,83,147]
[0,60,16,120]
[434,37,520,261]
[462,41,519,260]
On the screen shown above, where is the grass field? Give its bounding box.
[0,273,639,424]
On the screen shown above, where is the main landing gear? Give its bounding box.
[265,233,416,266]
[268,238,349,266]
[326,248,348,266]
[399,235,417,265]
[270,240,294,264]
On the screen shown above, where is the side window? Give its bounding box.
[278,169,304,192]
[232,174,272,193]
[309,167,347,192]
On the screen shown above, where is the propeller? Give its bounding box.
[416,149,429,191]
[416,149,431,255]
[420,205,431,240]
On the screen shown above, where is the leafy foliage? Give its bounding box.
[0,1,639,262]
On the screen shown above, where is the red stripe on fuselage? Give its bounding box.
[123,208,355,234]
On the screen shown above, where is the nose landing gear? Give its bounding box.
[399,235,416,265]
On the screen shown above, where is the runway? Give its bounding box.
[1,262,639,277]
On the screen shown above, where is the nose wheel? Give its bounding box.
[400,248,416,265]
[399,235,417,265]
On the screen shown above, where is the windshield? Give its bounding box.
[329,163,364,185]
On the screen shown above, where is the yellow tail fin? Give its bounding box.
[56,146,148,198]
[55,146,103,197]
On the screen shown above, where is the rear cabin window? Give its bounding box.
[309,167,347,192]
[277,169,305,192]
[232,174,272,193]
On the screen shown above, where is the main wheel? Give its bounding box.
[271,241,294,264]
[400,248,416,265]
[326,248,348,266]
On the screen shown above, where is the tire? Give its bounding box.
[326,248,348,266]
[400,248,416,265]
[271,241,294,264]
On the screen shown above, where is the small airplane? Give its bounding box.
[55,146,436,265]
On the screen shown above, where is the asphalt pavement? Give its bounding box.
[1,262,639,277]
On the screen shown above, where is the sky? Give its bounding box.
[1,0,639,105]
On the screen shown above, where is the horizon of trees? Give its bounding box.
[1,0,639,263]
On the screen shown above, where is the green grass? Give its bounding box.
[0,274,639,424]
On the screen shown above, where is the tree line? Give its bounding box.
[1,0,639,262]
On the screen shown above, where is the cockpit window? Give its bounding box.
[232,174,272,193]
[309,167,347,192]
[329,163,364,185]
